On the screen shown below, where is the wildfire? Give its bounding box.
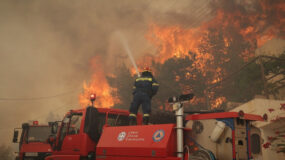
[144,1,284,108]
[211,97,226,108]
[80,0,284,109]
[79,57,120,108]
[146,24,207,68]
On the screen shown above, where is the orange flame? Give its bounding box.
[146,24,211,71]
[80,1,283,109]
[79,57,120,108]
[144,3,283,108]
[145,23,226,108]
[211,97,226,109]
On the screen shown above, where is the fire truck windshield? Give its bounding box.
[27,126,51,143]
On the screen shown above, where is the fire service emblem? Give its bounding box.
[152,129,165,142]
[117,131,126,141]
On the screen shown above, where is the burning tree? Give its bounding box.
[139,0,285,109]
[79,57,121,108]
[80,0,284,110]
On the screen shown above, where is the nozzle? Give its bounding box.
[168,93,194,103]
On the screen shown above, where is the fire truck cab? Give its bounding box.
[46,106,142,160]
[13,121,53,160]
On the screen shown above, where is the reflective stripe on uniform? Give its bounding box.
[143,114,150,117]
[129,113,137,117]
[152,83,159,86]
[136,77,152,82]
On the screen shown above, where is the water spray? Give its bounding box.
[115,31,141,77]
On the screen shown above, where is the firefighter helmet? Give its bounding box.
[142,66,151,73]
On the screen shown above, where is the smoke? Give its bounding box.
[45,111,61,123]
[0,0,211,144]
[0,144,14,160]
[0,0,283,145]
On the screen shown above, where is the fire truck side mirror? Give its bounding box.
[51,122,58,134]
[13,130,19,143]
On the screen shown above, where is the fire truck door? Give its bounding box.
[61,114,83,154]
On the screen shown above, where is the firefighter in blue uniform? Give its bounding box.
[129,67,159,125]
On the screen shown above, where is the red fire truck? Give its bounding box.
[13,121,53,160]
[46,104,142,160]
[45,94,266,160]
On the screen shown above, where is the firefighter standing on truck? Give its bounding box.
[129,67,159,125]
